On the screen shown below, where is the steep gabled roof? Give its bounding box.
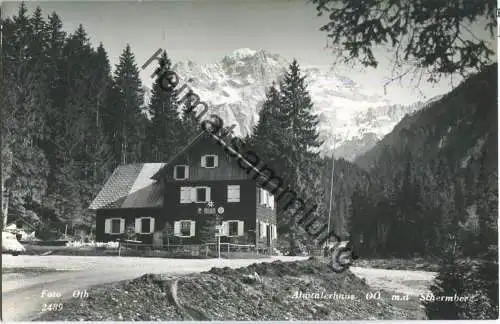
[151,130,281,193]
[89,163,166,210]
[151,131,206,180]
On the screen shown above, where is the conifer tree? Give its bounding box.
[87,43,114,186]
[43,12,67,163]
[180,100,201,142]
[280,60,322,164]
[250,82,286,170]
[111,44,146,164]
[287,154,328,253]
[2,4,50,227]
[252,61,324,251]
[425,237,466,319]
[43,24,97,228]
[471,149,499,319]
[347,186,366,255]
[398,149,426,254]
[144,51,184,162]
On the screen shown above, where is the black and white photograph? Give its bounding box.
[1,0,498,321]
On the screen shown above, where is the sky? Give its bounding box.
[3,0,497,105]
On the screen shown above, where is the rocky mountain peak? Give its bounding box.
[151,49,432,160]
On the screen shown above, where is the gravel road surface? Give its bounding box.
[2,255,436,321]
[350,266,437,296]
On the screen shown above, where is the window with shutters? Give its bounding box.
[228,221,238,236]
[259,189,274,209]
[180,187,191,203]
[258,221,268,238]
[142,218,150,233]
[174,165,188,180]
[201,154,218,168]
[106,218,124,234]
[225,220,244,237]
[180,186,211,203]
[194,187,210,203]
[181,221,191,236]
[259,188,269,206]
[136,217,154,234]
[174,220,195,237]
[269,195,275,210]
[227,185,240,202]
[269,224,277,240]
[111,219,121,234]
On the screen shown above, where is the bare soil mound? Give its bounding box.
[36,257,426,321]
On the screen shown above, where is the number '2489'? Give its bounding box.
[41,303,63,312]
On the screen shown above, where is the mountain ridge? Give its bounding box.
[145,48,439,160]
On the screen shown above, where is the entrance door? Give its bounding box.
[153,231,163,249]
[266,225,271,248]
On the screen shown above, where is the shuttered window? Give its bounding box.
[201,155,218,168]
[180,187,191,203]
[193,187,211,203]
[270,224,277,240]
[135,217,155,234]
[180,187,211,203]
[223,220,244,237]
[259,189,267,206]
[142,218,151,233]
[174,165,188,180]
[229,221,238,236]
[259,189,274,209]
[105,218,125,234]
[111,219,121,234]
[181,221,191,236]
[227,185,240,202]
[174,220,196,237]
[258,221,268,238]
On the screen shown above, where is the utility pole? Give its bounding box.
[218,229,221,259]
[215,210,222,259]
[326,139,335,246]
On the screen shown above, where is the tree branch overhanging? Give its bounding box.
[312,0,496,83]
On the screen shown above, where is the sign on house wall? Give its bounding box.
[197,200,222,215]
[198,207,216,215]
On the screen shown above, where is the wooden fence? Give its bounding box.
[118,241,273,258]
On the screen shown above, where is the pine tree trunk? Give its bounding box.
[94,97,100,188]
[3,191,9,227]
[289,227,298,254]
[1,150,13,228]
[121,124,127,165]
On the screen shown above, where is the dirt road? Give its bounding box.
[350,266,437,296]
[2,255,437,321]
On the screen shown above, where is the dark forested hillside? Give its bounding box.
[357,63,497,180]
[319,157,372,238]
[1,5,193,238]
[349,63,497,257]
[348,64,498,318]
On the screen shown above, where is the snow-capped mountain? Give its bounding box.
[146,48,434,160]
